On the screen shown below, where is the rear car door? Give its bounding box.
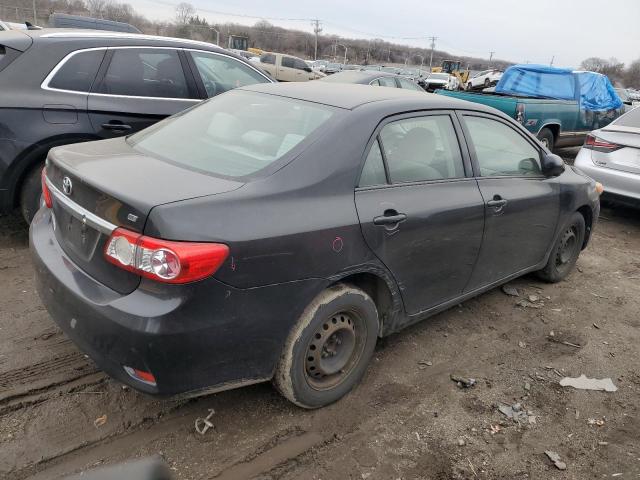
[88,47,200,138]
[185,49,272,98]
[459,112,560,291]
[355,112,485,315]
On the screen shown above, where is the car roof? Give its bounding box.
[240,81,498,112]
[320,70,402,84]
[22,28,228,51]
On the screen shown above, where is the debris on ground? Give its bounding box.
[516,299,543,309]
[588,418,606,427]
[524,382,531,391]
[489,425,501,435]
[518,341,527,348]
[457,437,466,446]
[418,360,433,369]
[560,375,618,392]
[450,374,476,389]
[545,450,567,470]
[528,294,540,302]
[93,414,107,428]
[497,403,536,424]
[194,409,216,435]
[501,285,519,297]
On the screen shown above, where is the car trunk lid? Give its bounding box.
[46,138,244,294]
[593,128,640,175]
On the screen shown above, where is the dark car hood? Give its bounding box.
[47,137,244,225]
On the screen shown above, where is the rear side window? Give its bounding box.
[260,53,276,65]
[380,115,464,183]
[463,116,542,176]
[282,56,295,68]
[190,51,269,98]
[95,48,189,99]
[613,107,640,128]
[128,90,336,178]
[359,140,387,187]
[48,49,105,92]
[398,78,422,91]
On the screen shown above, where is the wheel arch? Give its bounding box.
[9,134,100,209]
[537,123,560,142]
[576,204,594,249]
[328,267,404,337]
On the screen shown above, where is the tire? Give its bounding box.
[537,128,555,151]
[273,284,379,409]
[537,212,586,283]
[19,163,44,224]
[467,82,472,90]
[484,78,490,87]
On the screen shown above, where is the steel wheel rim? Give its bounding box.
[304,310,366,391]
[556,226,578,266]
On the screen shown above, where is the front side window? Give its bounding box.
[398,78,422,91]
[464,116,542,176]
[293,58,308,70]
[95,48,189,99]
[380,115,464,183]
[48,49,105,92]
[129,90,335,178]
[282,56,295,68]
[378,77,397,88]
[190,51,269,98]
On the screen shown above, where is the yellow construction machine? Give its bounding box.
[432,60,470,89]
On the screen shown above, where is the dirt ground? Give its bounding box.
[1,149,639,480]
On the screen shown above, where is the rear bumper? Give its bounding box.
[30,208,325,396]
[574,148,640,201]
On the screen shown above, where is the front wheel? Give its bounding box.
[537,212,586,283]
[273,284,379,409]
[537,128,555,151]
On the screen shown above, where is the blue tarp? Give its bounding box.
[495,64,622,111]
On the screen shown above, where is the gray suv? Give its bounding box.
[0,29,273,222]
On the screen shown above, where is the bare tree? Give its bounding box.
[175,2,195,25]
[86,0,107,17]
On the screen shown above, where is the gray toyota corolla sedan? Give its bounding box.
[31,83,601,408]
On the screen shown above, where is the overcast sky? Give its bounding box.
[129,0,639,67]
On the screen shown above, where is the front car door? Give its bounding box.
[355,112,485,317]
[280,56,302,82]
[459,112,561,291]
[88,47,200,138]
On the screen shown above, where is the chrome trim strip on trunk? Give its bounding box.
[45,177,117,235]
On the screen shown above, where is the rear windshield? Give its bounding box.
[612,107,640,128]
[128,90,335,178]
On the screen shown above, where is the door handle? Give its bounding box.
[373,210,407,226]
[101,122,132,131]
[487,195,508,208]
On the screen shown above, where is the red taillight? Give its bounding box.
[104,228,229,284]
[123,366,157,386]
[41,167,53,209]
[584,134,622,152]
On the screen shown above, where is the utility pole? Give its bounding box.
[550,55,555,66]
[428,36,438,72]
[489,51,495,67]
[311,19,322,61]
[32,0,37,24]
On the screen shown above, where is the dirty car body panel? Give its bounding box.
[31,83,600,396]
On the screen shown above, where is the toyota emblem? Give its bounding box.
[62,176,73,196]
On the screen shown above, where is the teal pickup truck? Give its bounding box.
[437,64,624,151]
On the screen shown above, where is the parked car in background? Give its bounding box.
[614,88,639,112]
[257,52,324,81]
[575,106,640,205]
[32,82,600,409]
[467,69,502,90]
[323,62,343,75]
[439,65,624,150]
[0,29,273,222]
[0,20,38,30]
[319,70,423,91]
[230,48,258,61]
[48,13,140,33]
[419,72,458,92]
[309,59,329,72]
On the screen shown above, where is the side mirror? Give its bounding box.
[304,66,312,72]
[541,153,565,177]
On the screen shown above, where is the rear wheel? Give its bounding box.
[19,162,44,224]
[273,284,379,408]
[484,78,490,87]
[537,128,555,151]
[537,212,585,283]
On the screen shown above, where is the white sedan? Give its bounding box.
[467,69,503,90]
[574,107,640,204]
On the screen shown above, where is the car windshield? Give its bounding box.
[611,106,640,128]
[128,91,336,178]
